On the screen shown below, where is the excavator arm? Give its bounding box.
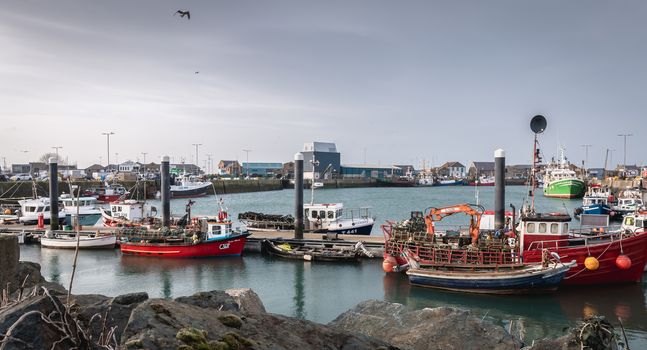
[425,204,484,245]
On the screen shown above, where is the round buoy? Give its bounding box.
[615,254,632,270]
[3,209,11,215]
[382,256,397,273]
[584,256,599,270]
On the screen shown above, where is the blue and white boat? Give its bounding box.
[574,185,612,217]
[403,250,574,294]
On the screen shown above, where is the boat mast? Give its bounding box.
[529,115,547,213]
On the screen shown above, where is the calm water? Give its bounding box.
[19,186,647,346]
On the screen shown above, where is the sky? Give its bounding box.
[1,0,645,170]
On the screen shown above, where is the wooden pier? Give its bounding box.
[0,224,386,259]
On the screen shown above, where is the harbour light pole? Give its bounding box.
[580,144,591,173]
[52,146,63,162]
[101,131,115,168]
[242,149,252,178]
[192,143,202,173]
[617,133,633,173]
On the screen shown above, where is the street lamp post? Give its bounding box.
[617,133,633,173]
[580,144,591,173]
[52,146,63,162]
[242,149,252,178]
[192,143,202,173]
[101,132,115,169]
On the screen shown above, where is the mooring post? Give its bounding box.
[161,155,171,228]
[49,157,59,230]
[294,152,304,239]
[494,149,506,231]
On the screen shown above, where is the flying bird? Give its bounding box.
[174,10,190,20]
[194,71,199,74]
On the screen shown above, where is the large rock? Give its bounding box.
[0,236,19,292]
[174,290,240,312]
[121,297,396,350]
[0,292,74,350]
[69,292,149,344]
[225,288,267,315]
[329,300,521,350]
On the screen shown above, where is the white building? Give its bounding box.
[118,161,141,173]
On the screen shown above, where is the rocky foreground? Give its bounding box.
[0,236,620,350]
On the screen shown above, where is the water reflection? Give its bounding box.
[382,270,647,340]
[293,262,306,319]
[48,254,61,285]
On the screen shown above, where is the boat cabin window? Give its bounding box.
[319,210,325,219]
[311,211,317,219]
[337,209,342,218]
[550,223,559,234]
[304,209,309,218]
[563,223,568,232]
[45,206,50,212]
[25,206,36,213]
[526,223,535,233]
[539,223,547,233]
[327,211,334,219]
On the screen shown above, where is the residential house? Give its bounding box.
[437,162,466,179]
[468,162,495,178]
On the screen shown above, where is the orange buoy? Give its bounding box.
[382,256,397,273]
[615,254,632,270]
[584,256,599,270]
[3,209,11,215]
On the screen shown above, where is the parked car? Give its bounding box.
[10,173,32,181]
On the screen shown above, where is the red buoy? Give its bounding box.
[615,254,632,270]
[383,256,397,273]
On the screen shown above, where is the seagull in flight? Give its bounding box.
[174,10,190,20]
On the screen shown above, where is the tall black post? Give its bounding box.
[494,149,506,231]
[161,155,171,228]
[49,157,59,230]
[294,152,304,239]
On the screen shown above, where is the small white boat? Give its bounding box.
[40,231,117,249]
[18,197,57,225]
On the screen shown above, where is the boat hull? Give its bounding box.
[543,179,585,199]
[170,184,211,198]
[581,204,611,216]
[40,235,117,249]
[97,194,124,203]
[327,222,373,235]
[522,233,647,285]
[406,264,571,294]
[120,233,249,258]
[261,239,360,262]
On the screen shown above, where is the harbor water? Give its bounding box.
[20,186,647,346]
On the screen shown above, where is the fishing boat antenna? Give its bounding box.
[309,154,319,205]
[530,115,547,213]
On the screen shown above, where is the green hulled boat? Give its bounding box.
[542,147,585,199]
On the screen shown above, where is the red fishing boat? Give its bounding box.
[518,211,647,285]
[119,206,250,258]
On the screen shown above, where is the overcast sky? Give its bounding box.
[1,0,645,170]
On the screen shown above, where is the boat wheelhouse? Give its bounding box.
[575,185,613,217]
[621,211,647,234]
[100,200,149,227]
[18,198,59,224]
[611,189,644,217]
[60,195,102,226]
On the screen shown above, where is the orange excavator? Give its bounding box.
[424,203,484,245]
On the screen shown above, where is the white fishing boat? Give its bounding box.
[611,188,644,217]
[17,197,59,225]
[40,231,117,249]
[59,194,103,226]
[100,199,154,227]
